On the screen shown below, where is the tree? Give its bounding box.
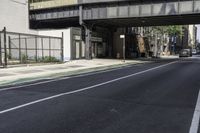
[142,25,184,56]
[143,25,183,37]
[165,25,183,37]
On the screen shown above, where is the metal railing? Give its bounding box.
[30,0,78,10]
[0,27,64,68]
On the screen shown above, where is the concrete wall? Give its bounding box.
[0,0,36,34]
[38,29,71,61]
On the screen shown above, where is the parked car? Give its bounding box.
[179,49,192,57]
[192,49,197,55]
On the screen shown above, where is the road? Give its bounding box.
[0,57,200,133]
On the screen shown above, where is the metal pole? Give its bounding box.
[35,36,38,62]
[123,37,126,62]
[61,32,64,62]
[41,38,44,59]
[49,37,51,58]
[8,36,11,59]
[25,38,28,63]
[3,27,7,68]
[19,34,22,63]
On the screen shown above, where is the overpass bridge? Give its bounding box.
[29,0,200,59]
[30,0,200,28]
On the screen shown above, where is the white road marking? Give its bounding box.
[0,61,177,114]
[0,64,135,92]
[189,90,200,133]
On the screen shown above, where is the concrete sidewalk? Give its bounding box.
[160,55,179,59]
[0,59,147,86]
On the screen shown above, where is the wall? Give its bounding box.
[38,29,71,61]
[0,0,36,34]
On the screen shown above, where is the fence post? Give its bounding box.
[61,32,64,62]
[19,34,22,63]
[41,38,44,60]
[49,37,51,59]
[0,33,2,65]
[35,36,38,62]
[8,36,11,59]
[25,38,28,63]
[3,27,7,68]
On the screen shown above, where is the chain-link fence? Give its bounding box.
[0,27,63,68]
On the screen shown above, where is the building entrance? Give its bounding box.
[73,40,85,60]
[92,42,106,58]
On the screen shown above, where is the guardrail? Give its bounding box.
[30,0,78,10]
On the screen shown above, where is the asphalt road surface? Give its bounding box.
[0,57,200,133]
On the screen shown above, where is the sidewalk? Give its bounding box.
[0,59,148,86]
[160,55,179,59]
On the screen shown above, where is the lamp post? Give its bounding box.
[120,35,125,62]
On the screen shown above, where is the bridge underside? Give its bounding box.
[30,0,200,29]
[30,17,79,29]
[85,14,200,28]
[30,13,200,29]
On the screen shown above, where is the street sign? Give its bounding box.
[120,35,125,39]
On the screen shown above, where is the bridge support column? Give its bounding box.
[85,27,92,60]
[79,5,92,60]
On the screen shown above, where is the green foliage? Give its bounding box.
[165,25,183,37]
[21,54,28,63]
[7,52,12,59]
[144,25,184,37]
[152,25,183,36]
[42,56,60,63]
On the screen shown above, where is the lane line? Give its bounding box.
[0,61,177,115]
[189,90,200,133]
[0,64,136,92]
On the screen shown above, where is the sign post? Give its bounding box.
[120,35,125,62]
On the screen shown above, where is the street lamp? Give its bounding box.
[120,35,125,62]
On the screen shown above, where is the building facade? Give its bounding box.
[188,25,197,49]
[0,0,66,67]
[0,0,36,33]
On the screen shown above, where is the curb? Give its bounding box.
[0,61,149,87]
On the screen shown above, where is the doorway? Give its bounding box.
[73,41,85,60]
[92,42,105,58]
